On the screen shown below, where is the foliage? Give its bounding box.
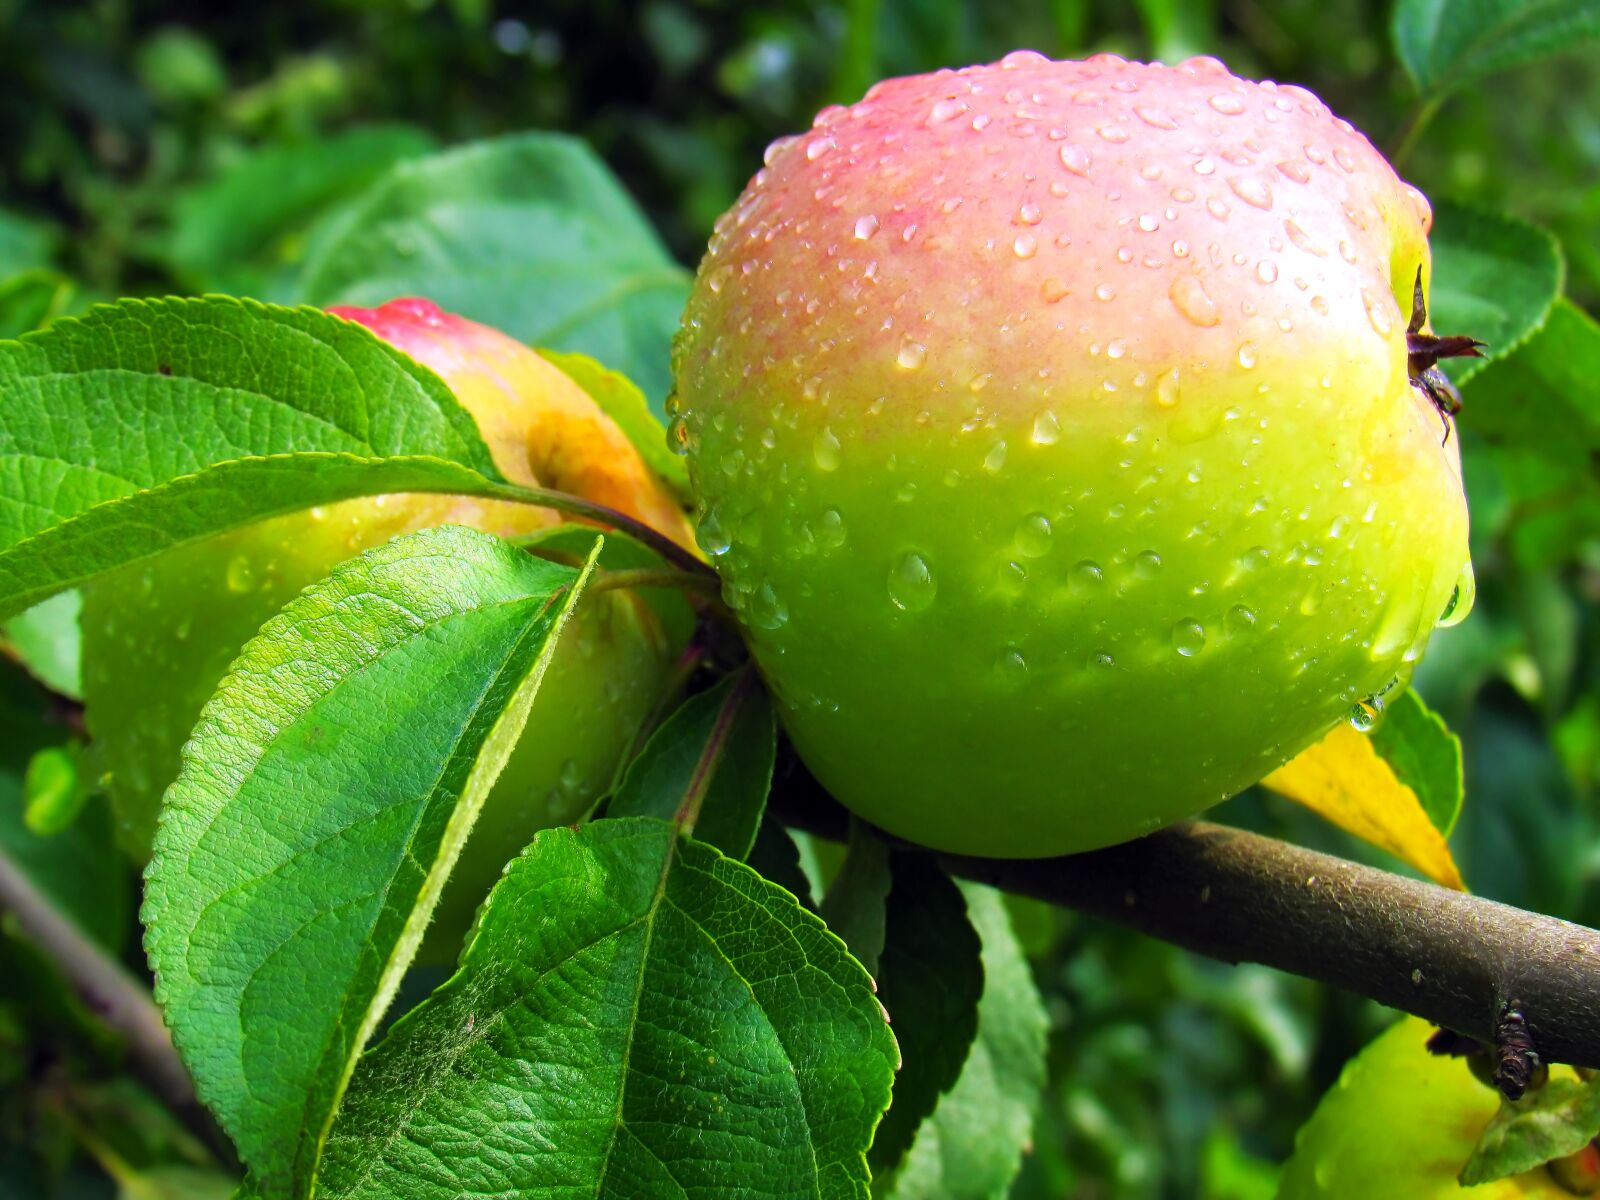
[0,1,1595,1198]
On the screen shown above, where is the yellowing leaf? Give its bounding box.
[1263,723,1466,890]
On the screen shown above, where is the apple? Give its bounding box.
[1279,1016,1587,1197]
[671,51,1473,857]
[83,299,694,948]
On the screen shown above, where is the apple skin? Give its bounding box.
[1278,1016,1578,1198]
[672,52,1471,858]
[84,299,693,947]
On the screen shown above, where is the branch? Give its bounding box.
[771,764,1600,1069]
[0,845,230,1160]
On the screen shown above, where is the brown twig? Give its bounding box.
[772,764,1600,1068]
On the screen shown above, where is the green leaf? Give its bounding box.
[747,814,817,910]
[299,133,691,415]
[0,270,73,339]
[0,211,54,276]
[539,348,690,499]
[167,126,435,288]
[608,670,776,861]
[869,855,983,1178]
[1461,1075,1600,1186]
[0,295,515,619]
[142,526,592,1196]
[1428,204,1563,384]
[318,817,898,1199]
[1370,689,1464,837]
[820,819,893,976]
[1393,0,1600,98]
[3,589,82,699]
[879,885,1048,1200]
[514,522,697,650]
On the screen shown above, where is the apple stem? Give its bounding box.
[587,567,723,599]
[771,754,1600,1070]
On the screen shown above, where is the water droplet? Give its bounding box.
[983,441,1008,473]
[1095,283,1117,302]
[1225,604,1257,634]
[1437,561,1476,628]
[1014,512,1052,557]
[1256,260,1278,284]
[805,136,836,161]
[1333,146,1355,172]
[226,555,255,593]
[1040,277,1070,303]
[1134,550,1162,578]
[1276,160,1311,184]
[995,647,1028,688]
[1137,212,1160,233]
[812,427,842,471]
[1071,560,1104,587]
[1089,651,1115,669]
[1172,619,1207,656]
[696,505,731,557]
[888,552,936,612]
[1031,410,1061,445]
[1017,203,1042,225]
[1361,288,1394,336]
[897,339,927,369]
[1012,232,1038,258]
[1169,276,1220,326]
[1228,175,1273,210]
[749,581,789,630]
[1238,545,1270,571]
[1284,219,1327,256]
[1135,106,1177,129]
[1208,93,1246,115]
[853,214,880,240]
[928,98,968,124]
[1058,143,1092,176]
[1156,368,1181,407]
[1237,341,1258,369]
[816,507,847,550]
[1347,694,1385,732]
[1097,124,1129,143]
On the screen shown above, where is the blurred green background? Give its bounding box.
[0,1,1596,1196]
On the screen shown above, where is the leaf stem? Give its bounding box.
[486,482,712,578]
[0,845,229,1160]
[1388,93,1446,170]
[587,567,722,598]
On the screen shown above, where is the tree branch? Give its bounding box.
[771,765,1600,1069]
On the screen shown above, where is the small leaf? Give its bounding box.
[869,855,983,1178]
[514,522,697,650]
[143,526,592,1196]
[608,670,776,861]
[879,885,1049,1200]
[1394,0,1600,99]
[540,348,689,499]
[1428,204,1564,384]
[1262,694,1465,889]
[0,296,516,618]
[299,133,691,414]
[22,745,85,835]
[1460,1074,1600,1186]
[1369,689,1465,837]
[747,815,817,910]
[821,819,894,975]
[317,817,898,1199]
[3,589,82,699]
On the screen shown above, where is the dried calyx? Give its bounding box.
[1406,268,1487,442]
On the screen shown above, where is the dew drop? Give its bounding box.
[853,214,880,241]
[1347,698,1382,732]
[1172,619,1207,656]
[1040,277,1070,303]
[1017,203,1042,225]
[1095,282,1117,302]
[1206,197,1230,222]
[1437,561,1476,628]
[1156,368,1181,407]
[1135,106,1178,129]
[1193,157,1216,175]
[1225,604,1257,634]
[1058,143,1092,176]
[1031,410,1061,445]
[995,647,1029,688]
[889,552,936,612]
[1361,288,1395,336]
[806,136,836,161]
[1256,260,1279,284]
[1228,175,1273,210]
[1097,124,1129,143]
[1134,550,1162,578]
[696,505,731,557]
[1013,232,1038,258]
[1276,160,1311,183]
[928,98,968,124]
[1284,219,1327,256]
[897,339,927,369]
[1138,212,1160,232]
[983,440,1008,473]
[749,582,789,630]
[1168,275,1220,326]
[1208,93,1246,115]
[813,427,842,471]
[1089,651,1115,669]
[1071,560,1104,587]
[816,507,847,550]
[1237,341,1258,369]
[1015,512,1053,557]
[225,555,255,594]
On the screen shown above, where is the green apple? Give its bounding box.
[84,299,694,949]
[1279,1016,1588,1198]
[672,51,1472,857]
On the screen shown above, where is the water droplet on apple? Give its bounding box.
[1437,561,1475,628]
[888,552,936,612]
[1031,410,1061,444]
[1172,619,1207,656]
[897,339,927,369]
[1015,513,1052,557]
[1169,276,1220,326]
[853,214,880,240]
